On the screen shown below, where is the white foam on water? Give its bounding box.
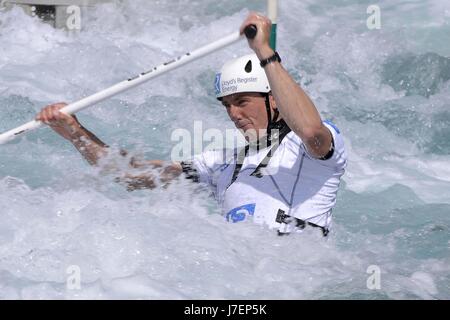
[0,0,449,299]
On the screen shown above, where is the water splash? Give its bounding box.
[0,0,449,299]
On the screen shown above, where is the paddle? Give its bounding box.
[267,0,278,50]
[0,25,257,145]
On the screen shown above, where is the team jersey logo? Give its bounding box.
[214,73,221,95]
[226,203,256,223]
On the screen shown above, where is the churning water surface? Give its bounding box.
[0,0,449,299]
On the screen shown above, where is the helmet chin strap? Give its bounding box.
[264,93,280,147]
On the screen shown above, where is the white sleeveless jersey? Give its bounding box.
[189,122,347,233]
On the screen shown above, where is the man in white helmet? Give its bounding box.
[36,13,347,236]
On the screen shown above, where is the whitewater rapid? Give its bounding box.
[0,0,449,299]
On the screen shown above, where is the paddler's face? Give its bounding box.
[221,92,277,141]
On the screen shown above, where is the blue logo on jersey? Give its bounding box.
[226,203,256,223]
[215,73,221,95]
[323,120,340,134]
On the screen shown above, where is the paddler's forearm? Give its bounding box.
[117,160,183,191]
[255,46,333,158]
[69,125,109,166]
[256,47,323,139]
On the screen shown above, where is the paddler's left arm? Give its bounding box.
[240,13,333,159]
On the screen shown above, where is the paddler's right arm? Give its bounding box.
[36,103,184,190]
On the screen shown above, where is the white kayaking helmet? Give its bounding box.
[214,53,286,146]
[215,53,271,100]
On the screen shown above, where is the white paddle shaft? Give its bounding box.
[0,30,246,145]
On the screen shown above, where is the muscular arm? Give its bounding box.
[240,14,333,159]
[257,55,333,158]
[36,103,183,190]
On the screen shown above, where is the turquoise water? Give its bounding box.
[0,0,449,299]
